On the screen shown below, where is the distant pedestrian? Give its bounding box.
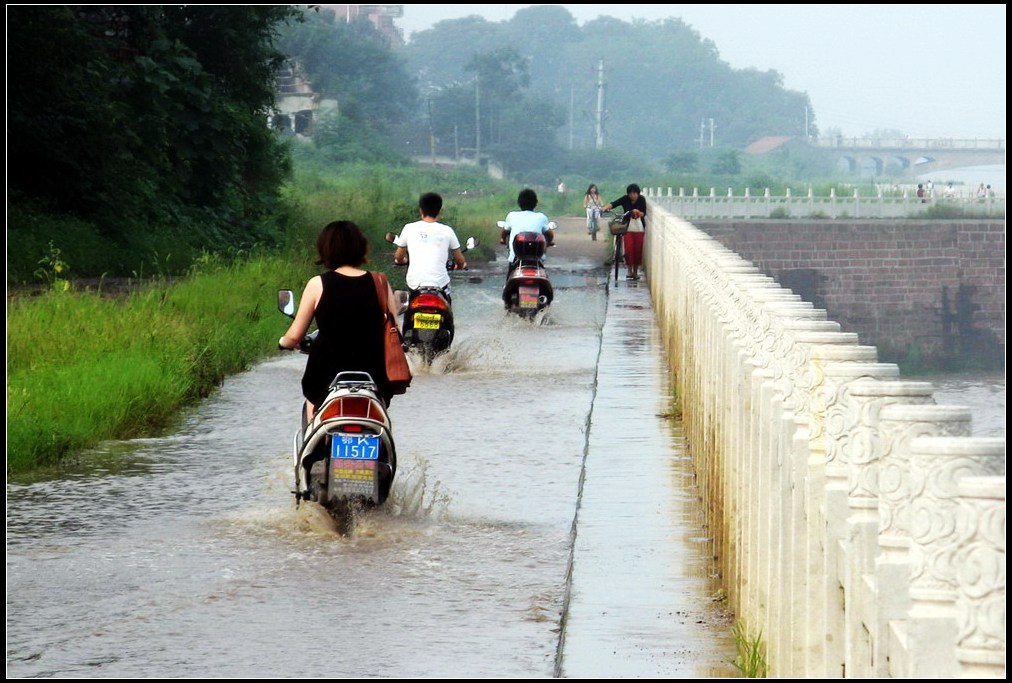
[583,183,603,241]
[916,184,927,203]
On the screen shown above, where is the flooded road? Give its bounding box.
[6,223,736,678]
[8,221,1001,677]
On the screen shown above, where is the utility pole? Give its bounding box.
[595,59,606,150]
[428,98,436,165]
[569,86,575,151]
[709,118,715,147]
[474,77,481,163]
[699,118,705,149]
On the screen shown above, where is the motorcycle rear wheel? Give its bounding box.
[327,498,356,536]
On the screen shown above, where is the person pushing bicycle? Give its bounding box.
[602,183,647,280]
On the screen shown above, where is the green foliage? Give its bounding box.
[665,151,699,173]
[730,621,768,678]
[403,10,813,167]
[33,242,73,293]
[278,8,417,134]
[7,6,298,274]
[922,202,993,219]
[6,252,310,474]
[6,159,522,473]
[710,149,743,175]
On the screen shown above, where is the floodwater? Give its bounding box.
[920,372,1006,438]
[6,233,736,678]
[8,227,1002,678]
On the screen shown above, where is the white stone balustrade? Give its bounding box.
[644,203,1006,678]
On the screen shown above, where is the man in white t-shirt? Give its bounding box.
[394,192,467,297]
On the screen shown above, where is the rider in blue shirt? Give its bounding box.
[500,188,554,266]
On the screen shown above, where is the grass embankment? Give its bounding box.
[6,254,312,474]
[6,162,526,474]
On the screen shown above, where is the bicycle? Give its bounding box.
[603,210,629,287]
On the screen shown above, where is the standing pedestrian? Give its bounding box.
[602,183,648,281]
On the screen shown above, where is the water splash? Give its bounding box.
[386,453,452,521]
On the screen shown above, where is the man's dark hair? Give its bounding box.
[517,188,538,211]
[419,192,442,218]
[626,183,641,195]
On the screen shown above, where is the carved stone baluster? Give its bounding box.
[953,475,1005,678]
[905,437,1004,678]
[842,380,934,677]
[875,405,972,678]
[820,361,900,677]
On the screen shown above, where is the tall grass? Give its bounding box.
[729,621,768,678]
[6,252,311,474]
[6,161,534,474]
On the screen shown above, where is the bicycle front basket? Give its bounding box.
[608,218,628,236]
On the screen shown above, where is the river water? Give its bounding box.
[6,234,1003,677]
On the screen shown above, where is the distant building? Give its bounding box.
[744,136,796,155]
[319,5,404,46]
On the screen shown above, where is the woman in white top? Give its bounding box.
[583,184,603,241]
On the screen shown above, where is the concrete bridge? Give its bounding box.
[813,136,1005,177]
[641,204,1005,677]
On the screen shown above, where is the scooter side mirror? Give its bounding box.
[394,289,409,314]
[465,236,479,250]
[496,221,507,229]
[547,221,558,230]
[278,289,296,318]
[384,232,397,243]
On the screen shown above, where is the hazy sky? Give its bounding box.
[396,4,1007,141]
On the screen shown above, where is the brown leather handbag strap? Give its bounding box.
[371,271,390,317]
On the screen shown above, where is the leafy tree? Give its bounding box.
[665,151,699,172]
[710,149,742,175]
[401,15,506,88]
[7,5,299,268]
[278,8,417,131]
[402,10,816,169]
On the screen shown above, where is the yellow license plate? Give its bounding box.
[519,286,539,308]
[414,312,442,330]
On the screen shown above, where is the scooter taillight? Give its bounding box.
[411,293,447,310]
[319,395,386,422]
[521,268,539,277]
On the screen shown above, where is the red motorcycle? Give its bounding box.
[498,221,556,319]
[384,233,478,364]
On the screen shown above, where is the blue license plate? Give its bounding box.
[331,434,380,460]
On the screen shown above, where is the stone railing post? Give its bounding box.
[952,475,1006,677]
[902,437,1005,678]
[874,405,973,678]
[840,380,935,678]
[819,362,900,676]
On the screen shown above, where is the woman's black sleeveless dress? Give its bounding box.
[301,270,392,406]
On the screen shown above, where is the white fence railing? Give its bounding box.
[811,137,1004,151]
[646,203,1006,677]
[644,187,1005,219]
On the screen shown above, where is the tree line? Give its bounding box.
[7,6,824,282]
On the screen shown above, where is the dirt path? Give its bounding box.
[550,214,614,266]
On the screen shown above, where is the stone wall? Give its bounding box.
[691,220,1005,370]
[645,205,1006,677]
